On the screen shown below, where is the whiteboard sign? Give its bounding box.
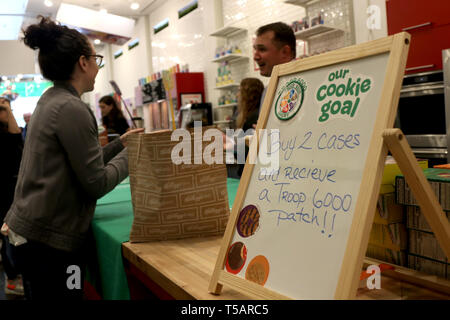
[210,33,410,300]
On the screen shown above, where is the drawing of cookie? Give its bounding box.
[236,205,260,238]
[225,242,247,274]
[245,255,269,286]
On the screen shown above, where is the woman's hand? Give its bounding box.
[222,132,236,151]
[120,128,144,147]
[0,98,21,134]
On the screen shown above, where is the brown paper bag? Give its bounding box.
[127,128,230,242]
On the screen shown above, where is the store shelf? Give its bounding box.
[210,26,247,38]
[283,0,311,6]
[212,54,249,63]
[216,103,237,108]
[294,25,344,40]
[214,83,239,90]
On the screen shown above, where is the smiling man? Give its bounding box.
[253,22,296,114]
[253,22,296,78]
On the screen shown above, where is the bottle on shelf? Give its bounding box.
[215,46,221,59]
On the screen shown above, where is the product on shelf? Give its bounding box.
[291,15,312,33]
[215,46,222,58]
[216,62,235,87]
[226,44,233,55]
[181,64,189,73]
[217,90,237,106]
[214,44,243,59]
[311,13,324,27]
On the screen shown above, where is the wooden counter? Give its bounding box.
[123,236,252,299]
[122,236,450,300]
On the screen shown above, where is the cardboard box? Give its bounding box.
[380,184,395,194]
[396,168,450,210]
[366,244,407,266]
[383,156,428,186]
[369,222,407,251]
[408,229,448,264]
[407,254,448,279]
[381,157,427,195]
[407,206,450,233]
[373,193,404,225]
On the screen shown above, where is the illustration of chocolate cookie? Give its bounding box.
[236,205,260,238]
[225,242,247,274]
[245,255,270,286]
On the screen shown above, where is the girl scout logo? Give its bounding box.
[275,78,307,121]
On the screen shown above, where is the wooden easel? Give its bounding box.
[327,127,450,300]
[209,32,450,300]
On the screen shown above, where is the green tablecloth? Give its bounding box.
[91,177,240,300]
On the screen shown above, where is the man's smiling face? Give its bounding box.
[253,30,287,77]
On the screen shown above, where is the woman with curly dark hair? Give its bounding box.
[99,95,130,136]
[1,16,143,300]
[224,78,264,178]
[234,78,264,131]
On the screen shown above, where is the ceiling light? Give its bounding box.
[44,0,53,7]
[130,2,140,10]
[94,39,101,45]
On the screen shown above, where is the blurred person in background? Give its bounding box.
[224,78,264,178]
[99,95,130,137]
[21,112,32,141]
[233,78,265,132]
[0,97,24,295]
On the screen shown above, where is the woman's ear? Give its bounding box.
[281,45,293,61]
[78,55,89,72]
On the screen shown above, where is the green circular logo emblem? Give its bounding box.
[274,79,306,121]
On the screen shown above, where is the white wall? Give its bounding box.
[353,0,387,44]
[150,0,206,73]
[148,0,221,102]
[84,16,152,118]
[220,0,306,88]
[0,40,36,75]
[110,16,152,102]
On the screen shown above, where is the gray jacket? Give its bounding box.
[5,82,129,252]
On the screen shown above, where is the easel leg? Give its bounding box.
[208,278,223,295]
[382,128,450,260]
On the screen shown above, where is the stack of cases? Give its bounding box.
[366,193,407,266]
[364,157,428,266]
[396,168,450,279]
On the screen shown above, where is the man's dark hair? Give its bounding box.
[22,16,92,81]
[256,22,296,59]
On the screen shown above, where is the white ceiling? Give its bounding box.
[1,0,162,40]
[25,0,159,19]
